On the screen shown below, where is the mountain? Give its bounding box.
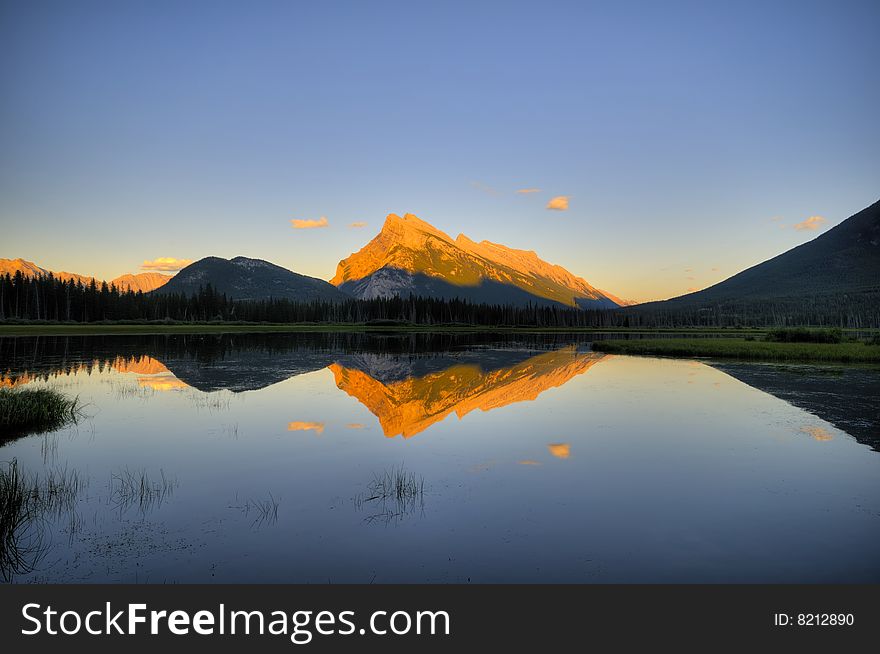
[330,213,621,308]
[0,257,94,285]
[633,200,880,313]
[154,256,348,302]
[110,272,172,293]
[0,258,171,292]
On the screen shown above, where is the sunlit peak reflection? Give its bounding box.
[330,346,607,438]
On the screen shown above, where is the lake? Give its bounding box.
[1,332,878,583]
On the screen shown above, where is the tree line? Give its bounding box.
[1,272,877,328]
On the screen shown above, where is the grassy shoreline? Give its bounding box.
[0,322,775,336]
[592,338,880,363]
[0,388,82,438]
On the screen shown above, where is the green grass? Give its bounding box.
[0,387,82,437]
[591,338,880,362]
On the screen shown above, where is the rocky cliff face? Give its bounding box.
[331,213,620,308]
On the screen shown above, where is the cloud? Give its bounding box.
[470,181,499,196]
[769,215,783,222]
[516,188,541,194]
[291,216,329,229]
[141,257,192,271]
[346,423,365,429]
[348,221,367,229]
[711,267,719,272]
[686,286,700,292]
[518,460,541,466]
[546,196,570,211]
[793,215,826,231]
[287,421,325,435]
[684,268,693,273]
[547,443,570,459]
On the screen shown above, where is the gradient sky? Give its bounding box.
[1,0,878,301]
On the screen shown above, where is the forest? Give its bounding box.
[1,271,878,328]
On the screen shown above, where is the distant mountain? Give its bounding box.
[331,213,620,308]
[633,200,880,313]
[110,272,172,293]
[0,257,94,286]
[0,257,171,292]
[154,256,348,302]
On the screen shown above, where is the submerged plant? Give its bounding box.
[354,465,425,525]
[110,468,177,515]
[0,459,86,581]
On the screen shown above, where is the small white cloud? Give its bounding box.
[291,216,329,229]
[546,196,570,211]
[516,188,541,194]
[793,215,826,231]
[348,221,367,228]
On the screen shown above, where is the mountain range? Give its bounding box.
[0,258,172,293]
[5,200,878,312]
[331,213,622,308]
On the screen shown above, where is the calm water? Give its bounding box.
[1,333,878,583]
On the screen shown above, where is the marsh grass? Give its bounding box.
[110,468,177,514]
[354,466,425,525]
[591,338,880,363]
[764,327,844,344]
[228,491,280,528]
[0,459,86,581]
[0,387,82,438]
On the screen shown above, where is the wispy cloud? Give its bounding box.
[141,257,192,271]
[291,216,329,229]
[546,196,570,211]
[547,443,570,459]
[470,181,499,196]
[516,188,541,194]
[793,215,826,231]
[348,221,367,229]
[686,286,700,293]
[346,423,365,429]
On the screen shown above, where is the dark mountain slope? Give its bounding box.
[153,256,348,302]
[636,200,880,312]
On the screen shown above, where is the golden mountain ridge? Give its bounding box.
[0,258,172,292]
[331,213,620,307]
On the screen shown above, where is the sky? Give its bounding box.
[1,0,878,302]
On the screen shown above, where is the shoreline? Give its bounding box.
[0,323,774,336]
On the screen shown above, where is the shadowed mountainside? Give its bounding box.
[153,256,348,303]
[631,200,880,315]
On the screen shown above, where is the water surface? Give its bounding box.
[1,333,878,583]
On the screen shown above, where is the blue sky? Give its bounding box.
[1,0,878,301]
